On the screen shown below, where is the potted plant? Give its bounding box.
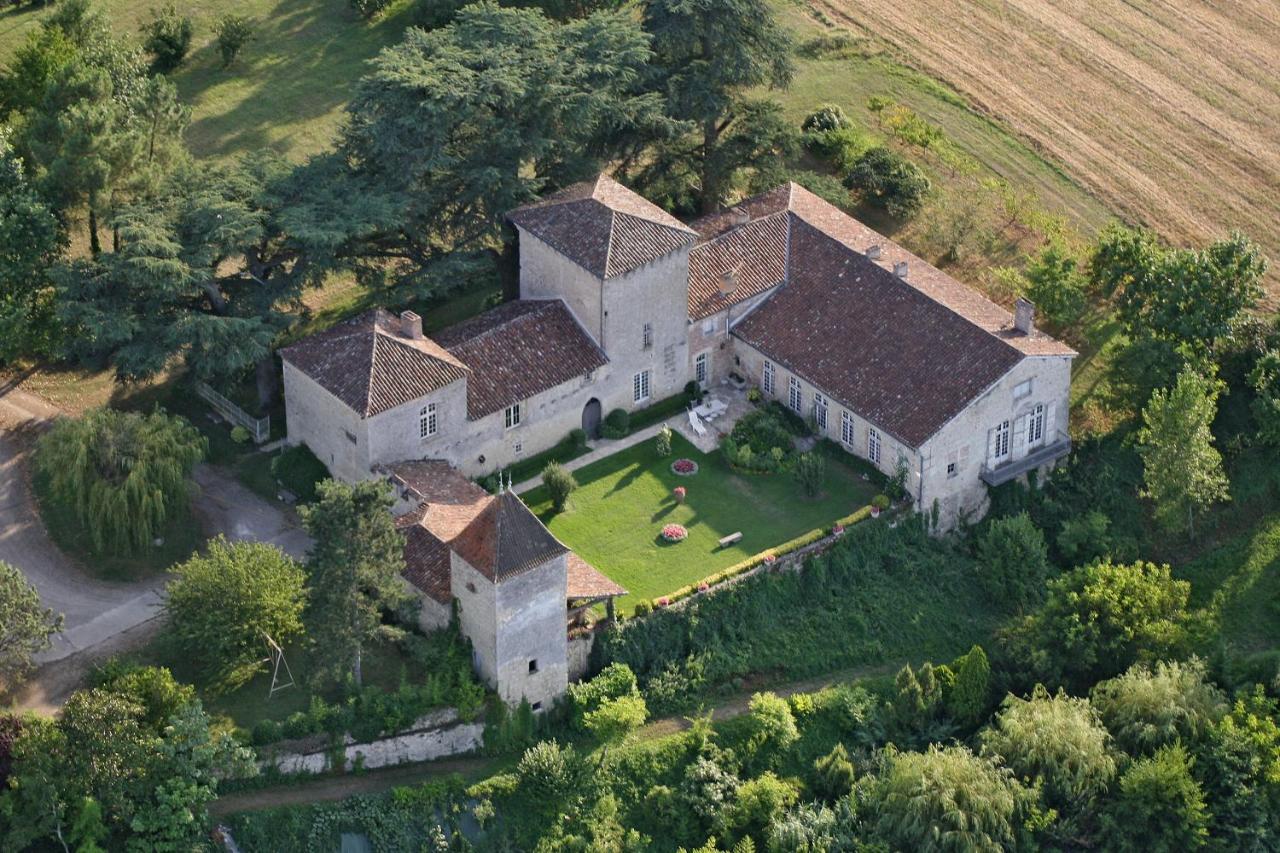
[697,580,710,593]
[673,485,687,503]
[871,494,890,518]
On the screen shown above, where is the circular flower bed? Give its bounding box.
[661,523,689,543]
[671,458,699,476]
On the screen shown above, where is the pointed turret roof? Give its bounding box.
[451,490,568,582]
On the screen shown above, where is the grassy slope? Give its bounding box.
[521,432,876,612]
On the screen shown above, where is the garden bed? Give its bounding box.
[521,433,877,613]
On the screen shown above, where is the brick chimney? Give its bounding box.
[893,261,909,278]
[866,245,882,260]
[400,310,423,340]
[1014,298,1036,335]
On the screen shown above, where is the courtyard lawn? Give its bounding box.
[521,433,877,613]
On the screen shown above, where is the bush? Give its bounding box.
[793,452,826,497]
[801,104,851,133]
[567,663,640,730]
[804,125,877,172]
[568,428,588,449]
[230,425,251,444]
[215,14,256,68]
[350,0,392,18]
[747,388,763,404]
[140,3,193,72]
[844,146,932,218]
[871,494,891,511]
[542,462,577,513]
[974,512,1051,612]
[656,425,673,457]
[723,407,801,473]
[601,408,630,439]
[271,444,329,504]
[1024,243,1089,330]
[1057,509,1112,565]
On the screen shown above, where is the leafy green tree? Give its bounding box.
[1136,366,1230,535]
[980,686,1116,818]
[1090,658,1226,756]
[0,562,63,688]
[811,742,855,802]
[1099,743,1209,852]
[299,479,409,687]
[214,14,256,68]
[516,740,586,826]
[0,130,65,361]
[583,694,648,751]
[340,2,667,296]
[1093,225,1267,352]
[975,512,1051,613]
[1193,687,1280,849]
[0,24,77,119]
[1248,349,1280,447]
[742,691,798,770]
[867,745,1034,852]
[1057,509,1112,565]
[139,3,194,72]
[35,408,206,555]
[1007,560,1190,690]
[543,462,578,513]
[844,146,932,219]
[728,772,799,841]
[91,663,195,732]
[1023,241,1088,330]
[947,645,993,727]
[165,538,307,692]
[766,801,858,853]
[642,0,794,212]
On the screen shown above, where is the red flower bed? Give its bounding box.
[671,458,698,476]
[661,523,688,542]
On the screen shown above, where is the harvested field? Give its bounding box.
[811,0,1280,285]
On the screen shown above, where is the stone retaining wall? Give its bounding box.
[260,708,485,775]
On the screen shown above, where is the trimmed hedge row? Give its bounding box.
[653,505,874,607]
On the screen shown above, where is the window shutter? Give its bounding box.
[1044,404,1057,442]
[987,427,998,464]
[1012,415,1028,458]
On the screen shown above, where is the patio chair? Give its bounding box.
[687,408,707,437]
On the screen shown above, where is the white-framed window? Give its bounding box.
[841,410,854,446]
[813,393,828,431]
[1028,403,1045,446]
[695,351,708,385]
[701,317,718,335]
[1014,379,1032,400]
[868,426,882,465]
[514,439,523,455]
[505,403,522,430]
[788,376,802,413]
[419,402,437,439]
[947,461,957,478]
[633,370,651,403]
[642,322,653,350]
[993,419,1011,460]
[762,360,775,395]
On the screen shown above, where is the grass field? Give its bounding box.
[809,0,1280,291]
[0,0,417,161]
[521,433,877,613]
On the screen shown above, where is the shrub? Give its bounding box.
[656,425,673,457]
[1057,509,1112,565]
[1024,243,1089,330]
[871,494,891,511]
[725,408,800,472]
[793,452,826,497]
[747,388,763,403]
[1099,744,1209,852]
[601,408,630,439]
[350,0,393,18]
[844,146,931,218]
[801,103,851,133]
[568,428,588,448]
[229,425,251,444]
[271,444,329,504]
[812,742,856,802]
[567,663,639,730]
[215,14,256,68]
[542,462,577,513]
[804,125,876,171]
[1090,658,1226,756]
[947,645,992,727]
[140,3,193,72]
[974,512,1051,612]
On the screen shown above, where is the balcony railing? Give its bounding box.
[980,432,1072,486]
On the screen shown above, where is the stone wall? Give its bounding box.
[261,708,483,775]
[281,360,370,483]
[493,555,569,709]
[567,631,595,683]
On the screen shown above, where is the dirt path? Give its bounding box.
[212,661,901,816]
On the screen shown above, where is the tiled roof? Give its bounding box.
[687,211,789,320]
[396,510,454,604]
[280,309,469,418]
[508,174,697,279]
[566,553,626,600]
[735,217,1032,447]
[435,300,608,420]
[451,491,568,582]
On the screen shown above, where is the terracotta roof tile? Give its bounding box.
[435,300,608,420]
[451,491,567,582]
[687,212,789,320]
[566,553,626,599]
[396,510,454,604]
[508,175,696,279]
[280,309,469,418]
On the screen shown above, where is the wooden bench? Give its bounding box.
[718,531,743,548]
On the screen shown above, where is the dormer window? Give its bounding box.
[419,402,437,439]
[642,322,654,350]
[505,403,522,429]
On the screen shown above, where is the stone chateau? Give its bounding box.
[281,175,1076,707]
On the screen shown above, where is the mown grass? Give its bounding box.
[521,432,877,613]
